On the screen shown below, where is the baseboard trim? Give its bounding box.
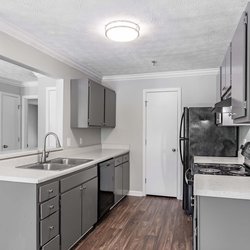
[128,190,145,197]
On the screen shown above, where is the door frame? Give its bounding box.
[142,88,182,199]
[0,91,21,151]
[21,95,38,149]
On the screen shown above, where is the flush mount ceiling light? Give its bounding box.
[105,20,140,42]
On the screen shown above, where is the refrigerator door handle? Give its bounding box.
[185,168,193,185]
[179,112,185,164]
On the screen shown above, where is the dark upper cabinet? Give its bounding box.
[220,44,231,99]
[104,88,116,127]
[231,11,247,121]
[70,79,116,128]
[88,80,105,127]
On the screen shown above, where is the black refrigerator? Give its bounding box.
[179,107,238,215]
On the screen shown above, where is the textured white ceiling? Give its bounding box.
[0,59,37,83]
[0,0,248,77]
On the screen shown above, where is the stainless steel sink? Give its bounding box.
[49,158,93,166]
[16,158,93,171]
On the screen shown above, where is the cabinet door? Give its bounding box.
[81,177,98,235]
[88,80,105,126]
[114,165,123,203]
[61,186,82,250]
[122,162,130,196]
[232,12,247,120]
[220,58,226,97]
[104,88,116,127]
[225,44,231,91]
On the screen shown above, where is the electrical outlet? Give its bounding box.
[80,138,83,145]
[67,137,71,147]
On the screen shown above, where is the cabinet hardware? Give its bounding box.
[48,189,54,193]
[49,226,54,230]
[244,13,248,24]
[49,205,54,209]
[243,101,247,109]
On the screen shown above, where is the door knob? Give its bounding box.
[172,148,176,152]
[3,145,8,148]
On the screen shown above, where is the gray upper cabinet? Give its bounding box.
[88,80,105,127]
[71,78,116,128]
[104,88,116,127]
[231,11,247,121]
[220,44,231,99]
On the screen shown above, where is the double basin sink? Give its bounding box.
[17,158,93,171]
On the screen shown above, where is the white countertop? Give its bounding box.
[193,156,250,200]
[0,146,129,184]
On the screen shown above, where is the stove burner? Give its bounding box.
[229,169,247,176]
[199,168,221,174]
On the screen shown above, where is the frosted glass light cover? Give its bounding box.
[105,20,140,42]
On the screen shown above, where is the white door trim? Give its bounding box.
[142,88,182,199]
[21,95,38,149]
[0,91,21,151]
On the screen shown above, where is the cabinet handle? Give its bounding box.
[49,205,54,209]
[48,189,54,194]
[80,186,87,190]
[49,226,54,230]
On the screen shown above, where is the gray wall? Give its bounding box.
[102,73,217,193]
[0,31,101,148]
[0,81,21,95]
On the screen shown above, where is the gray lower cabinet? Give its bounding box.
[81,177,98,234]
[61,186,82,250]
[114,153,130,204]
[114,164,123,203]
[60,169,98,250]
[122,161,130,196]
[195,196,250,250]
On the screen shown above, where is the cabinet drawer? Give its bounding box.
[61,165,97,193]
[41,235,60,250]
[123,154,129,163]
[40,196,59,220]
[39,181,59,202]
[40,211,59,246]
[115,156,123,166]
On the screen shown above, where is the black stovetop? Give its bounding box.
[193,163,250,177]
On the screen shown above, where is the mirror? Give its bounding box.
[0,59,63,154]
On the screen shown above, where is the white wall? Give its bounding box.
[102,73,217,193]
[0,31,101,148]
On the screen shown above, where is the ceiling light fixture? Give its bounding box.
[105,20,140,42]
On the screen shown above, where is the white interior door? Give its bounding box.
[145,90,178,197]
[1,93,20,151]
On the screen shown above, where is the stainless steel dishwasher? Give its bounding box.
[98,158,115,219]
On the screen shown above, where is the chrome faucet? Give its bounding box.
[40,132,61,163]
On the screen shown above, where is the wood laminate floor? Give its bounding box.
[74,196,193,250]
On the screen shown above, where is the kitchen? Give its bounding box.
[0,1,250,250]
